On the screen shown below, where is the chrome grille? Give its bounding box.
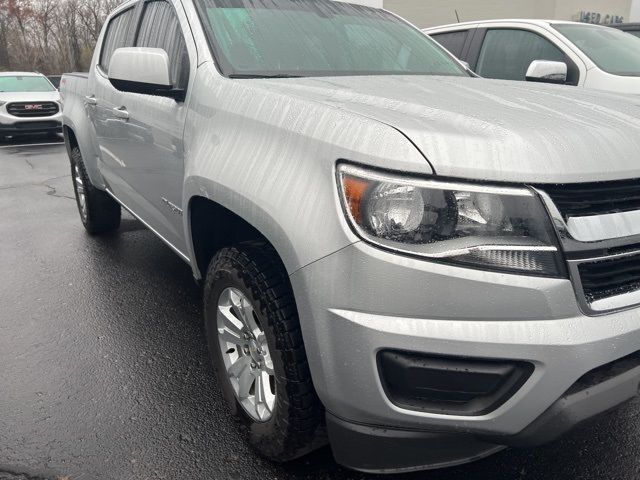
[538,182,640,314]
[7,101,59,118]
[541,179,640,220]
[578,253,640,303]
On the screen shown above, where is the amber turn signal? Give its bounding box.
[342,175,370,224]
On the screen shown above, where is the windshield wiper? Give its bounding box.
[228,73,304,79]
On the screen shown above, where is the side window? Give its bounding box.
[430,30,469,58]
[100,8,136,73]
[476,29,565,81]
[136,1,190,90]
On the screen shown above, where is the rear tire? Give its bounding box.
[204,242,325,462]
[70,146,121,234]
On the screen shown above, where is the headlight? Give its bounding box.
[337,164,565,277]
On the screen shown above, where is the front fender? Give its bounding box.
[182,63,432,278]
[183,175,311,278]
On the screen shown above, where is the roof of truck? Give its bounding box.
[423,19,596,32]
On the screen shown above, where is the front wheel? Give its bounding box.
[70,146,121,234]
[204,243,325,461]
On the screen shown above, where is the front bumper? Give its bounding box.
[290,242,640,472]
[0,110,62,135]
[326,353,640,473]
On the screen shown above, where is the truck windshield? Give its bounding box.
[0,75,56,92]
[554,24,640,76]
[195,0,467,78]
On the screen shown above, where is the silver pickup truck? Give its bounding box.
[60,0,640,474]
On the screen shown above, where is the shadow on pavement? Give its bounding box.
[0,132,63,145]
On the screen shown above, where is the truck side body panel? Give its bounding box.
[182,62,433,277]
[61,73,107,190]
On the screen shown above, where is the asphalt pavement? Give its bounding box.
[1,135,639,480]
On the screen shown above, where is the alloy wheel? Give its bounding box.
[217,287,276,422]
[73,163,87,221]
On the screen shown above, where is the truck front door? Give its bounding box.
[112,0,195,256]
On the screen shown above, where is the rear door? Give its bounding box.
[89,4,139,201]
[114,0,196,254]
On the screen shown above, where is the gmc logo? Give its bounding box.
[24,104,43,110]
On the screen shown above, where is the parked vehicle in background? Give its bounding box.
[48,75,62,89]
[0,72,62,141]
[611,23,640,37]
[425,20,640,94]
[61,0,640,474]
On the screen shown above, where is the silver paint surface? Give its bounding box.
[291,241,640,433]
[250,74,640,183]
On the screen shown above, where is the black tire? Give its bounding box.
[204,242,325,462]
[70,146,121,234]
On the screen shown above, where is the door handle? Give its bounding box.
[84,95,97,106]
[112,106,130,120]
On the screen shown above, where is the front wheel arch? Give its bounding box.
[188,196,290,280]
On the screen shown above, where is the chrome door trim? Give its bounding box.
[105,188,190,264]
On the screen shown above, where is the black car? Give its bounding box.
[611,23,640,37]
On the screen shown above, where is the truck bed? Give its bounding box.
[60,71,104,190]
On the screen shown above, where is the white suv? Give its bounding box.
[425,20,640,95]
[0,72,63,141]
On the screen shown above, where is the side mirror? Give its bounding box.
[525,60,568,84]
[459,60,479,77]
[108,47,185,101]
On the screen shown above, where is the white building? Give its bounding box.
[349,0,640,27]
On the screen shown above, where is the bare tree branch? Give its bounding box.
[0,0,125,73]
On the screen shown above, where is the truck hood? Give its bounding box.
[0,91,60,103]
[260,75,640,183]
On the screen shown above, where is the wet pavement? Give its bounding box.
[1,135,639,480]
